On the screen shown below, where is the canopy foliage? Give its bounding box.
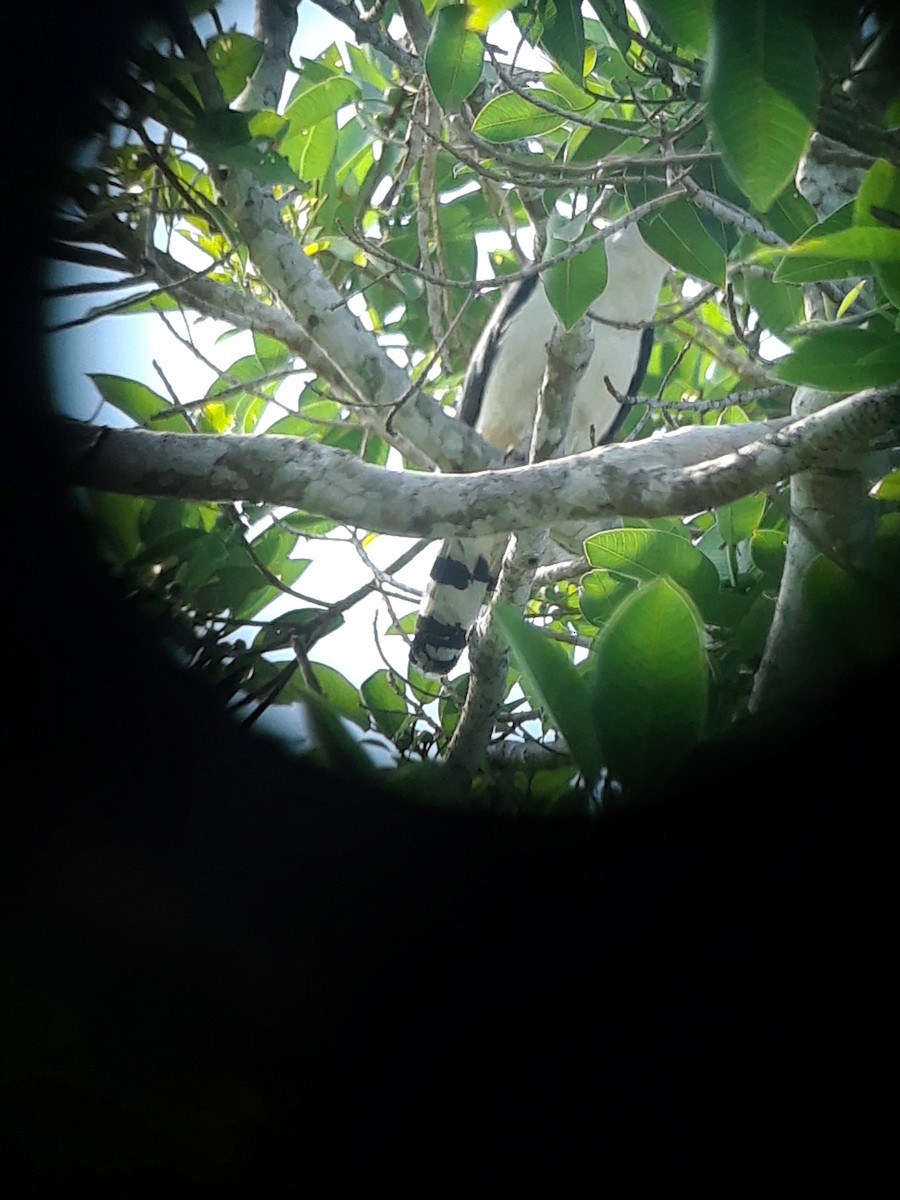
[53,0,900,809]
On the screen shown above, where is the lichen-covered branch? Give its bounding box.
[61,389,900,540]
[237,0,300,111]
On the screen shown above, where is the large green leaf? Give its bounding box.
[426,6,483,111]
[584,528,720,605]
[628,183,726,283]
[763,181,818,243]
[309,663,370,729]
[544,218,609,329]
[206,32,263,103]
[749,528,787,579]
[361,669,410,740]
[588,578,709,794]
[537,0,586,84]
[283,113,337,183]
[579,569,635,626]
[471,89,570,142]
[284,75,361,132]
[741,268,804,335]
[88,374,191,432]
[767,203,872,284]
[855,159,900,308]
[494,604,602,786]
[772,328,900,390]
[640,0,712,57]
[705,0,818,211]
[762,226,900,265]
[716,492,768,547]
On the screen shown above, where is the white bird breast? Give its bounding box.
[473,222,668,456]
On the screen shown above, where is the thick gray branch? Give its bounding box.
[237,0,300,111]
[88,218,493,474]
[62,389,899,535]
[214,170,487,471]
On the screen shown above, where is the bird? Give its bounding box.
[410,221,668,677]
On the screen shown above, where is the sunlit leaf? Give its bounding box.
[584,528,720,605]
[471,89,570,141]
[466,0,520,34]
[88,374,191,432]
[284,76,361,131]
[206,32,263,103]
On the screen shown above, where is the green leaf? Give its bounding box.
[762,182,817,243]
[283,114,337,182]
[628,183,726,283]
[749,528,787,579]
[471,89,570,142]
[88,374,191,432]
[764,226,900,264]
[426,6,483,111]
[716,492,767,546]
[361,669,409,740]
[206,32,263,103]
[767,203,871,284]
[771,328,900,390]
[543,232,608,328]
[538,0,586,84]
[740,270,803,335]
[281,512,339,537]
[871,470,900,502]
[640,0,712,57]
[583,1,630,56]
[584,528,720,604]
[566,121,634,163]
[588,578,709,794]
[466,0,520,32]
[705,0,818,211]
[284,75,361,132]
[579,569,635,626]
[88,492,146,562]
[344,43,390,93]
[494,604,602,785]
[302,690,374,776]
[543,72,595,113]
[309,663,369,729]
[855,159,900,308]
[407,663,442,705]
[855,159,900,230]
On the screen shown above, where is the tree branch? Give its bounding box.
[310,0,422,74]
[60,388,900,538]
[236,0,300,112]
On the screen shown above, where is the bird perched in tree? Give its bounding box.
[410,221,668,677]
